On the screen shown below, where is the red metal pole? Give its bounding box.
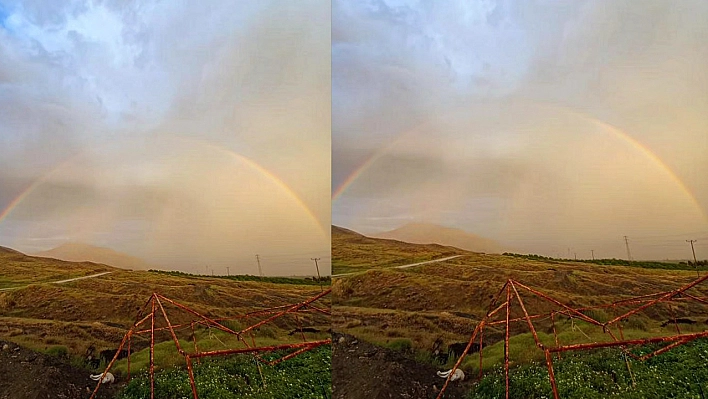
[88,329,132,399]
[549,330,708,353]
[127,334,131,381]
[150,295,156,399]
[513,281,603,327]
[191,322,200,364]
[478,323,484,381]
[667,304,682,335]
[295,314,307,342]
[435,321,484,399]
[605,273,708,326]
[551,312,561,360]
[544,349,560,399]
[186,355,199,399]
[505,283,512,399]
[155,296,187,355]
[510,281,544,349]
[238,289,332,336]
[638,339,692,361]
[190,339,332,359]
[266,344,322,366]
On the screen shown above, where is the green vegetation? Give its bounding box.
[386,338,413,353]
[149,270,331,286]
[503,253,708,272]
[45,345,69,359]
[117,345,332,399]
[470,339,708,399]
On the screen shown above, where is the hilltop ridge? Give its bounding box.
[34,242,154,271]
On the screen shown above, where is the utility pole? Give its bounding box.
[687,240,699,278]
[256,254,263,277]
[624,236,633,262]
[574,252,577,261]
[226,266,230,277]
[591,250,595,261]
[311,258,322,292]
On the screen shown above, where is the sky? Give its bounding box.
[0,0,331,276]
[332,0,708,261]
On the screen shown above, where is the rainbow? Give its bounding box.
[0,137,327,235]
[173,137,327,235]
[0,154,83,223]
[331,104,707,223]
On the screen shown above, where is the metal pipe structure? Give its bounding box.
[435,275,708,399]
[89,289,331,399]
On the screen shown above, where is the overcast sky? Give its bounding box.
[332,0,708,260]
[0,0,331,275]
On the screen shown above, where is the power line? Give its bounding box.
[255,254,263,277]
[624,236,633,262]
[687,240,699,278]
[311,258,322,292]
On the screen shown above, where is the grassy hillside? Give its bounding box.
[332,227,708,396]
[0,247,329,374]
[332,225,467,275]
[0,246,113,290]
[34,242,154,271]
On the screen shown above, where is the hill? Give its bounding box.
[34,242,154,270]
[372,222,504,253]
[332,225,467,275]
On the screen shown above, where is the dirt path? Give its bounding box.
[332,255,465,277]
[0,272,112,292]
[332,332,472,399]
[0,340,122,399]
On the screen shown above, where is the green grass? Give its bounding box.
[470,338,708,399]
[116,345,332,399]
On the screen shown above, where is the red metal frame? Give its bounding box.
[90,288,331,399]
[436,276,708,399]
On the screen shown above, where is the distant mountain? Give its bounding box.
[0,245,24,255]
[34,243,153,270]
[372,223,504,253]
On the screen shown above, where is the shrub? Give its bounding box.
[46,345,69,359]
[387,338,413,353]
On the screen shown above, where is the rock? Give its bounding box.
[2,344,9,352]
[338,336,346,344]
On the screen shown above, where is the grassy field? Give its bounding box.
[0,246,330,397]
[471,339,708,399]
[332,226,708,397]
